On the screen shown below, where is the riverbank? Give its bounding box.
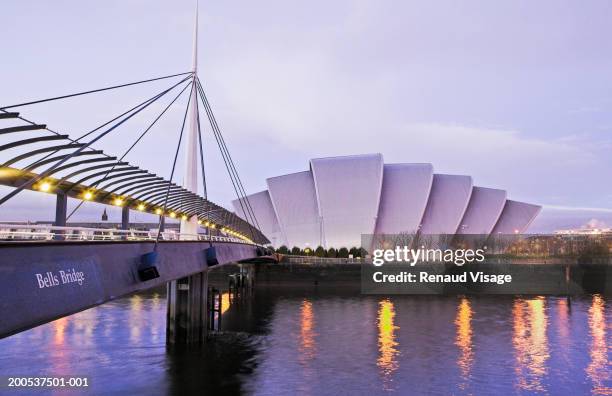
[210,259,611,295]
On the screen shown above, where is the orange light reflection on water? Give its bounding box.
[586,295,610,395]
[53,317,68,346]
[556,298,569,343]
[129,295,143,344]
[299,300,316,362]
[455,297,473,389]
[377,299,399,390]
[513,297,550,393]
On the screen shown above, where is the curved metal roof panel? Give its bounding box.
[457,186,507,235]
[419,174,473,234]
[266,170,321,248]
[375,163,433,235]
[310,153,384,248]
[491,199,542,234]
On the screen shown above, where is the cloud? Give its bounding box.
[542,204,612,213]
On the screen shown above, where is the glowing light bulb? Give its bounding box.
[170,212,176,218]
[39,182,51,192]
[137,204,145,211]
[114,198,123,206]
[197,219,202,225]
[83,191,93,200]
[181,215,188,221]
[155,208,162,215]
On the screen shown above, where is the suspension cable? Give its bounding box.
[154,84,194,248]
[196,78,259,229]
[23,74,194,173]
[0,77,188,206]
[65,81,193,221]
[195,79,259,237]
[195,89,207,200]
[1,71,193,110]
[194,80,257,239]
[196,78,261,233]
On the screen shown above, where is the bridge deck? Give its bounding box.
[0,239,260,338]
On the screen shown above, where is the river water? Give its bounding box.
[0,288,610,395]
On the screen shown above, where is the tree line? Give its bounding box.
[274,245,364,258]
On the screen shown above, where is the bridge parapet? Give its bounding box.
[0,223,250,244]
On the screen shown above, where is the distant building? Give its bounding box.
[233,153,541,248]
[554,227,612,236]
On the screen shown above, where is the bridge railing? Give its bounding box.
[0,223,249,244]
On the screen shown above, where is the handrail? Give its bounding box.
[0,223,256,245]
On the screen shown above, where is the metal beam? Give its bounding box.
[134,189,189,205]
[131,185,185,202]
[168,199,205,215]
[23,151,108,172]
[55,163,132,186]
[174,197,205,211]
[50,160,128,179]
[63,168,143,193]
[0,124,47,135]
[147,191,197,207]
[0,135,69,151]
[96,174,161,193]
[114,179,168,196]
[0,112,19,119]
[1,143,86,167]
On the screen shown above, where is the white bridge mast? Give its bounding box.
[180,0,200,236]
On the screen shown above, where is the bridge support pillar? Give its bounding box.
[166,272,209,346]
[121,206,129,230]
[54,193,67,227]
[53,193,68,240]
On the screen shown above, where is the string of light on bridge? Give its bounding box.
[30,178,253,243]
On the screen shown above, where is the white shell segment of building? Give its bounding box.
[374,163,433,235]
[457,187,507,235]
[232,154,541,248]
[419,174,473,235]
[491,200,542,235]
[266,170,321,248]
[310,154,384,249]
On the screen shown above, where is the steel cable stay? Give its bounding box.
[0,73,192,199]
[195,78,260,231]
[22,75,193,177]
[175,86,207,219]
[193,80,254,222]
[0,71,193,110]
[0,76,190,209]
[194,78,260,240]
[66,81,194,220]
[2,73,193,181]
[0,76,191,206]
[154,84,194,248]
[195,82,255,240]
[195,94,207,200]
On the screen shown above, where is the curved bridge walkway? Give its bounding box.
[0,225,275,341]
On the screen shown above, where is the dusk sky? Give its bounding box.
[1,0,611,231]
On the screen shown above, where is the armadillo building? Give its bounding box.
[233,154,541,248]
